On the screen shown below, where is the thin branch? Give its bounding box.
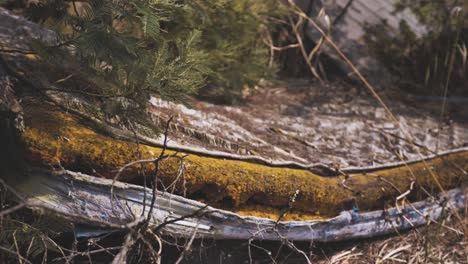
[333,0,355,26]
[174,224,199,264]
[152,205,209,234]
[0,48,36,55]
[0,245,33,264]
[146,116,173,222]
[0,202,29,218]
[288,16,323,82]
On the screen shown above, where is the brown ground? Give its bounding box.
[149,78,468,169]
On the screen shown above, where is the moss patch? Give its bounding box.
[20,100,468,220]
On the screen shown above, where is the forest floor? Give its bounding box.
[146,79,468,263]
[116,209,465,263]
[150,78,468,169]
[0,6,467,262]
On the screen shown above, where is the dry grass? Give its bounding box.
[319,212,467,264]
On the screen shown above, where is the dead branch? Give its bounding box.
[12,167,465,242]
[174,225,199,264]
[146,116,173,223]
[108,116,209,263]
[288,16,323,82]
[0,245,33,264]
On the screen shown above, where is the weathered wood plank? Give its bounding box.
[14,168,465,241]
